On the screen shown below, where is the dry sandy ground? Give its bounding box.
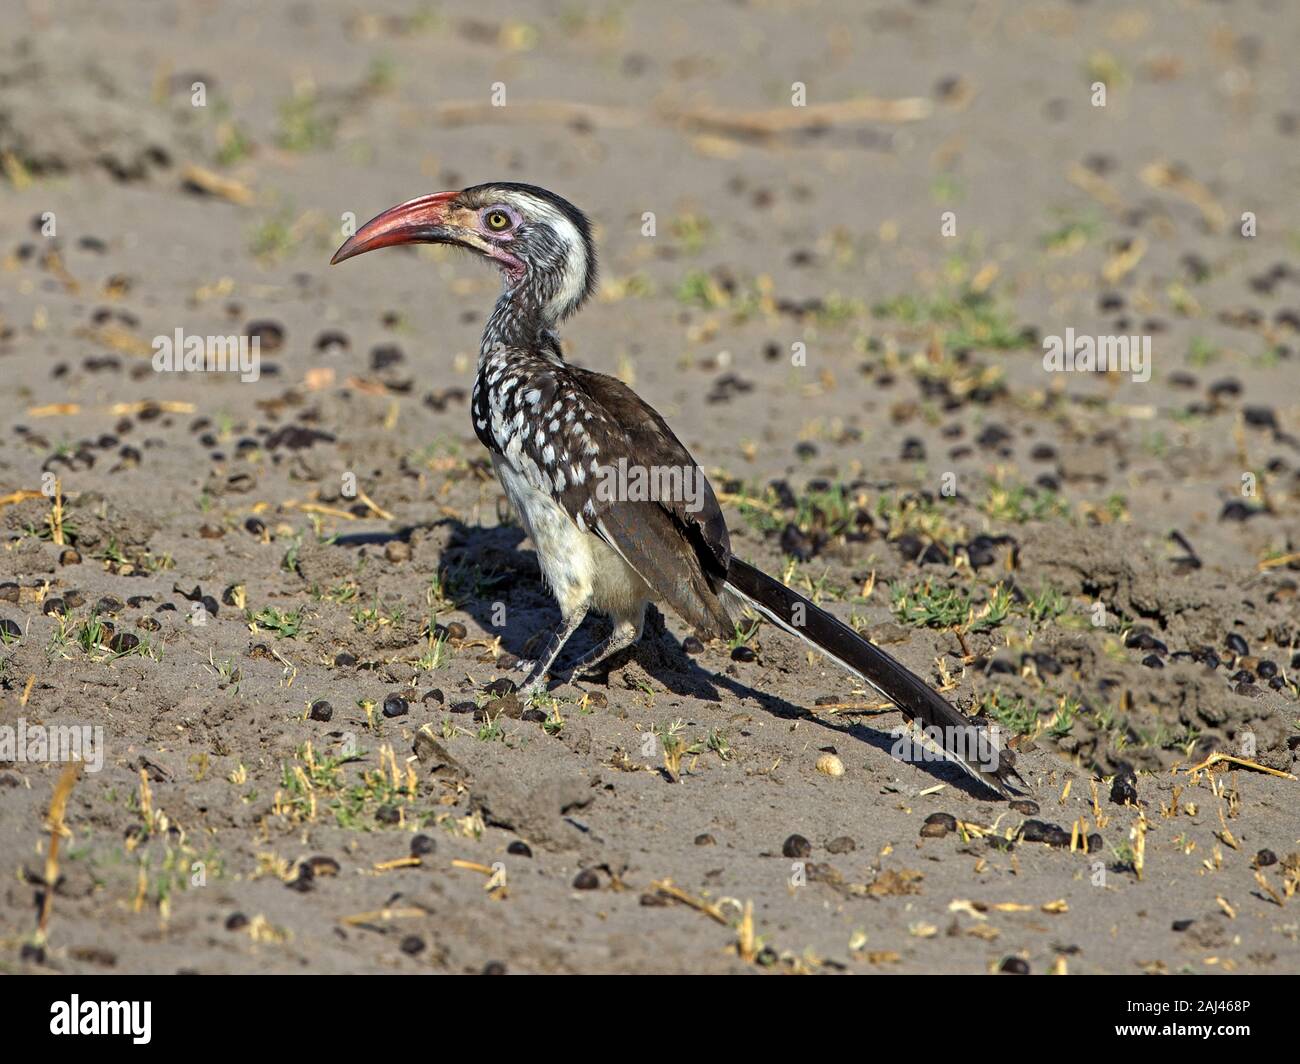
[1,0,1298,974]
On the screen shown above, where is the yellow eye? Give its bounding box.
[485,209,511,232]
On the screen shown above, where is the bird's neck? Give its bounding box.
[480,286,565,364]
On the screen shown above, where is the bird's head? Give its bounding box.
[330,181,596,325]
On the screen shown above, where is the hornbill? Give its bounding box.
[331,182,1022,797]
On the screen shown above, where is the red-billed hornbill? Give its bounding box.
[332,182,1022,797]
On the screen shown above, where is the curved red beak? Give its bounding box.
[330,190,461,265]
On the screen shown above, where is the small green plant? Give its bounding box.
[98,537,129,566]
[669,212,713,253]
[655,719,703,776]
[1040,206,1101,252]
[416,628,451,671]
[675,269,730,309]
[276,89,335,151]
[891,580,1010,633]
[352,595,405,633]
[1188,336,1219,366]
[1023,584,1067,624]
[727,620,760,651]
[249,606,304,639]
[1110,841,1136,871]
[76,613,110,654]
[477,713,505,742]
[872,287,1029,350]
[981,481,1069,523]
[706,728,733,762]
[1045,696,1081,739]
[977,692,1039,735]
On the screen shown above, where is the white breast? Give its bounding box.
[494,455,595,618]
[492,454,652,622]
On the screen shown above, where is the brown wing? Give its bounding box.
[570,369,733,637]
[484,352,734,636]
[571,369,729,569]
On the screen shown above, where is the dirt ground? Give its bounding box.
[1,0,1298,975]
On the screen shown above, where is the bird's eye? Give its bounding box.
[484,209,512,232]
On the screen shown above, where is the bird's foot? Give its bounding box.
[568,642,638,685]
[516,661,550,696]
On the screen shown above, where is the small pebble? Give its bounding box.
[410,834,436,857]
[1193,646,1221,670]
[1110,773,1138,806]
[1020,819,1071,847]
[305,856,340,877]
[507,840,533,858]
[921,812,957,839]
[308,700,333,722]
[781,834,812,859]
[108,632,139,655]
[572,868,600,890]
[245,320,285,352]
[815,753,844,777]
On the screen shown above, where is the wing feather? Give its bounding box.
[484,353,733,636]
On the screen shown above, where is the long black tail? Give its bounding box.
[723,558,1023,798]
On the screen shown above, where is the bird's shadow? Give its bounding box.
[338,518,996,799]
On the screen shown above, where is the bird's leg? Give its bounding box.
[519,605,588,692]
[568,609,645,681]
